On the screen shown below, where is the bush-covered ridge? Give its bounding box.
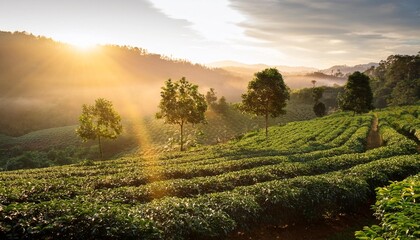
[0,106,419,239]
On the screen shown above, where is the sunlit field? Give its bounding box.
[1,106,419,239]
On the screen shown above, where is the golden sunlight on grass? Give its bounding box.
[88,51,164,185]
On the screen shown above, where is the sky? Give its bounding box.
[0,0,419,68]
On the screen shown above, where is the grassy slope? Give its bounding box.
[0,106,419,239]
[0,103,315,167]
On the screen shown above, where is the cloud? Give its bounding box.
[229,0,420,67]
[148,0,246,43]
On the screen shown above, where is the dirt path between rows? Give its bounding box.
[366,114,382,150]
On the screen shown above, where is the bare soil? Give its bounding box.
[366,114,382,150]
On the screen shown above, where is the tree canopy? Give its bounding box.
[241,68,290,138]
[156,77,207,151]
[76,98,122,159]
[312,87,326,117]
[338,71,373,114]
[366,53,420,107]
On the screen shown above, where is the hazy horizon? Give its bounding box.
[1,0,419,68]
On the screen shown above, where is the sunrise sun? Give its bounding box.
[63,35,99,51]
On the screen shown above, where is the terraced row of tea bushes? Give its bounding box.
[378,106,420,141]
[0,115,366,184]
[0,119,378,205]
[78,138,417,205]
[0,200,161,240]
[0,116,357,182]
[0,122,415,208]
[232,115,357,149]
[2,154,419,240]
[355,173,419,240]
[138,154,420,239]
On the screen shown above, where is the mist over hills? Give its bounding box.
[320,63,379,76]
[208,60,377,89]
[0,31,374,136]
[208,61,318,73]
[0,31,247,135]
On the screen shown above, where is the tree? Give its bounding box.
[366,53,420,107]
[215,96,229,114]
[156,77,207,151]
[76,98,122,159]
[313,102,326,117]
[241,68,290,138]
[312,87,324,103]
[312,87,326,117]
[311,80,317,88]
[205,88,218,108]
[338,71,373,115]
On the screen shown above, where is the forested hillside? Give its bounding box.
[365,53,420,107]
[0,31,246,136]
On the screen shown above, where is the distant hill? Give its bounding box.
[208,60,318,74]
[208,61,346,89]
[0,31,249,135]
[320,63,379,76]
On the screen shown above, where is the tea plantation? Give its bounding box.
[0,106,419,239]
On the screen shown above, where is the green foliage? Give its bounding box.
[338,71,374,114]
[355,174,420,240]
[76,98,122,159]
[312,87,324,103]
[241,68,290,137]
[0,101,316,170]
[0,200,161,240]
[1,106,420,239]
[367,53,420,108]
[205,88,217,107]
[156,77,207,151]
[214,96,229,114]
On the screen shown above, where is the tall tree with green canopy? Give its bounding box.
[338,71,374,115]
[241,68,290,138]
[156,77,207,151]
[76,98,122,159]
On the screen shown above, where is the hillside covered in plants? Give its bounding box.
[1,105,419,239]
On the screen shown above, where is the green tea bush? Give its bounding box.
[355,173,420,240]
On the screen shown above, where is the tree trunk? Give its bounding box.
[180,121,184,151]
[98,135,103,160]
[265,112,268,139]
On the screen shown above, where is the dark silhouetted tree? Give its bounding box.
[338,71,373,115]
[313,102,326,117]
[311,80,317,88]
[241,68,290,138]
[76,98,122,159]
[156,77,207,151]
[312,87,326,117]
